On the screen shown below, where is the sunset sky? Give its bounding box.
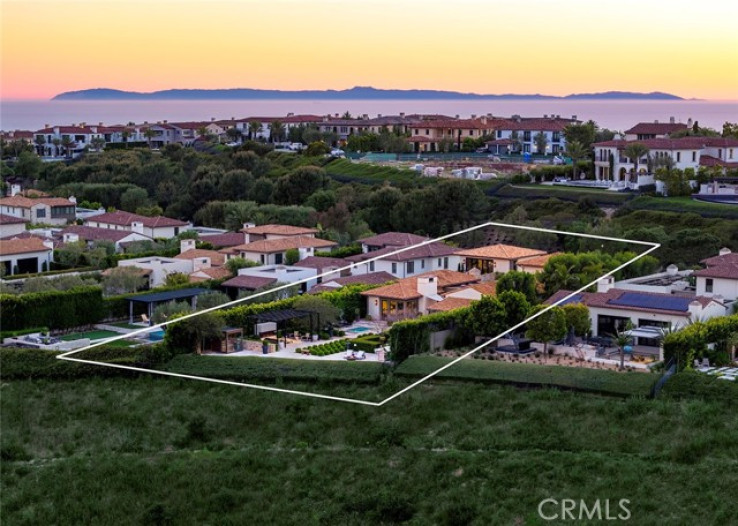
[2,0,737,100]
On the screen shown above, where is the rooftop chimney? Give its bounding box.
[572,115,577,120]
[211,117,215,121]
[687,118,693,127]
[180,239,196,254]
[597,276,615,293]
[543,114,548,119]
[44,124,49,128]
[670,116,675,124]
[42,240,55,251]
[688,300,703,318]
[719,247,732,256]
[63,233,80,244]
[417,276,438,298]
[334,113,339,118]
[400,112,405,118]
[455,114,460,119]
[471,114,476,119]
[654,120,659,123]
[666,264,679,276]
[363,114,368,119]
[377,114,382,118]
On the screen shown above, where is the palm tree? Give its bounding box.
[623,142,650,184]
[51,138,61,157]
[226,127,242,144]
[534,131,548,155]
[34,135,46,156]
[143,128,157,149]
[60,136,74,158]
[510,131,521,153]
[270,120,285,143]
[565,140,587,180]
[121,130,130,148]
[248,121,261,141]
[612,321,634,371]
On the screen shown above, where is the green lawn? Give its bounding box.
[59,330,120,342]
[394,355,658,397]
[110,321,147,330]
[495,183,633,205]
[625,195,738,219]
[2,375,737,524]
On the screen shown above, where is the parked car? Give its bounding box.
[330,149,345,158]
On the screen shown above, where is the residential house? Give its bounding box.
[222,236,337,265]
[225,264,318,295]
[358,232,430,253]
[405,116,496,153]
[623,119,689,141]
[117,256,194,288]
[241,223,318,242]
[456,244,547,275]
[33,125,104,157]
[428,282,497,312]
[361,270,479,321]
[491,115,579,155]
[592,136,738,187]
[0,237,54,275]
[694,248,738,302]
[546,284,726,348]
[59,225,153,252]
[347,240,461,279]
[174,239,228,282]
[84,211,191,239]
[516,252,561,274]
[292,255,350,284]
[0,195,77,226]
[0,213,28,238]
[199,232,247,249]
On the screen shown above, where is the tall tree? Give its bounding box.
[623,142,650,183]
[60,136,74,158]
[565,140,587,180]
[534,132,548,155]
[248,121,262,141]
[270,120,285,143]
[34,135,46,156]
[526,305,567,359]
[143,128,157,149]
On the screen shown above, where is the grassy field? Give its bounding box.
[394,355,658,397]
[624,196,738,219]
[2,373,737,524]
[495,184,634,205]
[324,158,420,184]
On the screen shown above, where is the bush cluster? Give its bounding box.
[0,287,103,331]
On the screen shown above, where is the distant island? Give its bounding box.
[52,86,687,101]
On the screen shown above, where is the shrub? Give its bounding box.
[0,286,104,331]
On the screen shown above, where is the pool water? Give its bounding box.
[347,327,370,333]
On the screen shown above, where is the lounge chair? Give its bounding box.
[702,357,710,368]
[141,314,151,326]
[355,351,366,360]
[345,351,356,361]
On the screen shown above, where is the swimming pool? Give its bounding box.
[347,327,371,333]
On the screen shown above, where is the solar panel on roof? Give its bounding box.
[607,292,691,312]
[559,294,583,306]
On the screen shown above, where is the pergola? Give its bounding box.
[126,288,209,324]
[248,309,319,343]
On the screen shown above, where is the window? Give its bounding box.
[497,130,502,138]
[36,208,46,219]
[274,253,283,265]
[421,259,425,269]
[705,278,713,293]
[552,132,560,142]
[340,127,348,133]
[523,131,531,141]
[730,149,734,159]
[676,152,681,162]
[174,227,179,236]
[414,129,418,135]
[692,151,696,162]
[443,257,449,269]
[391,262,397,274]
[437,258,442,267]
[260,254,266,264]
[406,261,415,274]
[425,129,429,135]
[369,261,375,272]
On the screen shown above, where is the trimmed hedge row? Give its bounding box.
[663,314,738,370]
[0,287,103,331]
[388,308,473,362]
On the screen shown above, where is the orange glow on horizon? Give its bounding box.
[2,0,737,101]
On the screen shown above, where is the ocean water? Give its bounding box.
[1,99,736,132]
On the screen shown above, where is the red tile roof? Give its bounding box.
[221,275,277,290]
[35,126,97,134]
[545,288,718,316]
[496,117,575,132]
[701,252,738,267]
[692,264,738,280]
[361,270,479,300]
[175,249,226,267]
[0,213,28,225]
[456,244,546,260]
[0,195,75,208]
[359,232,429,248]
[699,155,738,168]
[347,241,457,263]
[242,224,318,236]
[428,297,473,312]
[199,232,246,248]
[594,137,738,151]
[624,122,688,135]
[232,236,336,254]
[294,255,348,271]
[61,225,144,243]
[86,211,188,228]
[0,237,51,255]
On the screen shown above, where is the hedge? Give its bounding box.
[662,314,738,370]
[0,327,50,340]
[0,286,104,331]
[388,308,474,362]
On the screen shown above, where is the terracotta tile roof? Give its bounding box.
[545,288,719,316]
[0,213,28,225]
[233,236,336,254]
[428,297,473,312]
[36,126,97,134]
[359,232,429,248]
[594,137,738,151]
[86,211,188,228]
[407,135,435,143]
[348,241,458,263]
[517,252,562,268]
[624,122,689,135]
[0,196,75,208]
[61,225,143,243]
[701,252,738,267]
[175,249,226,267]
[699,155,738,168]
[456,244,546,261]
[0,237,51,255]
[189,267,232,282]
[199,232,245,248]
[221,275,277,290]
[361,270,479,300]
[241,224,319,236]
[485,139,514,145]
[692,264,738,280]
[101,267,152,277]
[309,271,397,293]
[467,282,497,295]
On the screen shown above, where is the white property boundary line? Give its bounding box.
[56,222,660,407]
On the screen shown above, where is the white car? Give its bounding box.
[330,149,345,158]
